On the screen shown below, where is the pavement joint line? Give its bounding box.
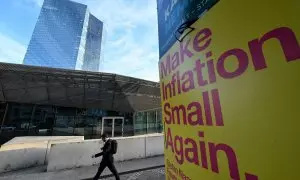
[81,165,165,180]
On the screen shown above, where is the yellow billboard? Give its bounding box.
[158,0,300,179]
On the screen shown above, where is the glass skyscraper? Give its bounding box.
[23,0,103,71]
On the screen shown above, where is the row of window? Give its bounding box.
[134,109,163,135]
[0,102,163,145]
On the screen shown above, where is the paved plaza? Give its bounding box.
[100,167,165,180]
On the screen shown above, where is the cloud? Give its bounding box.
[77,0,160,82]
[17,0,43,7]
[0,33,26,64]
[3,0,160,82]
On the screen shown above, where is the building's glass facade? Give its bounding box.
[23,0,103,71]
[82,14,103,71]
[0,102,162,145]
[133,108,163,135]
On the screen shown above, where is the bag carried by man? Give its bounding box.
[110,139,118,154]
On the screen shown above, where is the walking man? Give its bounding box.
[92,133,120,180]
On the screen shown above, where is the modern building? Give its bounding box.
[23,0,103,72]
[0,63,162,145]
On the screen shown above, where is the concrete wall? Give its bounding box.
[0,134,164,173]
[145,134,164,157]
[0,142,48,174]
[0,136,84,173]
[2,136,83,146]
[47,134,164,172]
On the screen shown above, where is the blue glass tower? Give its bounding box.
[23,0,103,71]
[82,14,103,71]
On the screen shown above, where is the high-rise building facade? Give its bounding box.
[23,0,103,71]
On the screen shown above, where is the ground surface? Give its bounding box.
[102,167,165,180]
[0,156,165,180]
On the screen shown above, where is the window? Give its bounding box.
[134,112,147,135]
[147,111,157,133]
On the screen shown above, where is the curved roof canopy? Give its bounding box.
[0,63,161,112]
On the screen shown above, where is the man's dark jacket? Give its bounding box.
[95,139,113,161]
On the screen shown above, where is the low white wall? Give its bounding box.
[145,134,164,157]
[113,136,146,162]
[0,136,84,173]
[0,135,164,173]
[45,137,85,164]
[2,136,83,146]
[47,134,164,172]
[0,142,48,173]
[46,140,102,171]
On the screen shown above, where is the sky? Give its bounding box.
[0,0,160,82]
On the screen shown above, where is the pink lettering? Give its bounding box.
[209,143,240,180]
[193,28,212,52]
[180,39,194,63]
[217,48,249,79]
[249,27,300,71]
